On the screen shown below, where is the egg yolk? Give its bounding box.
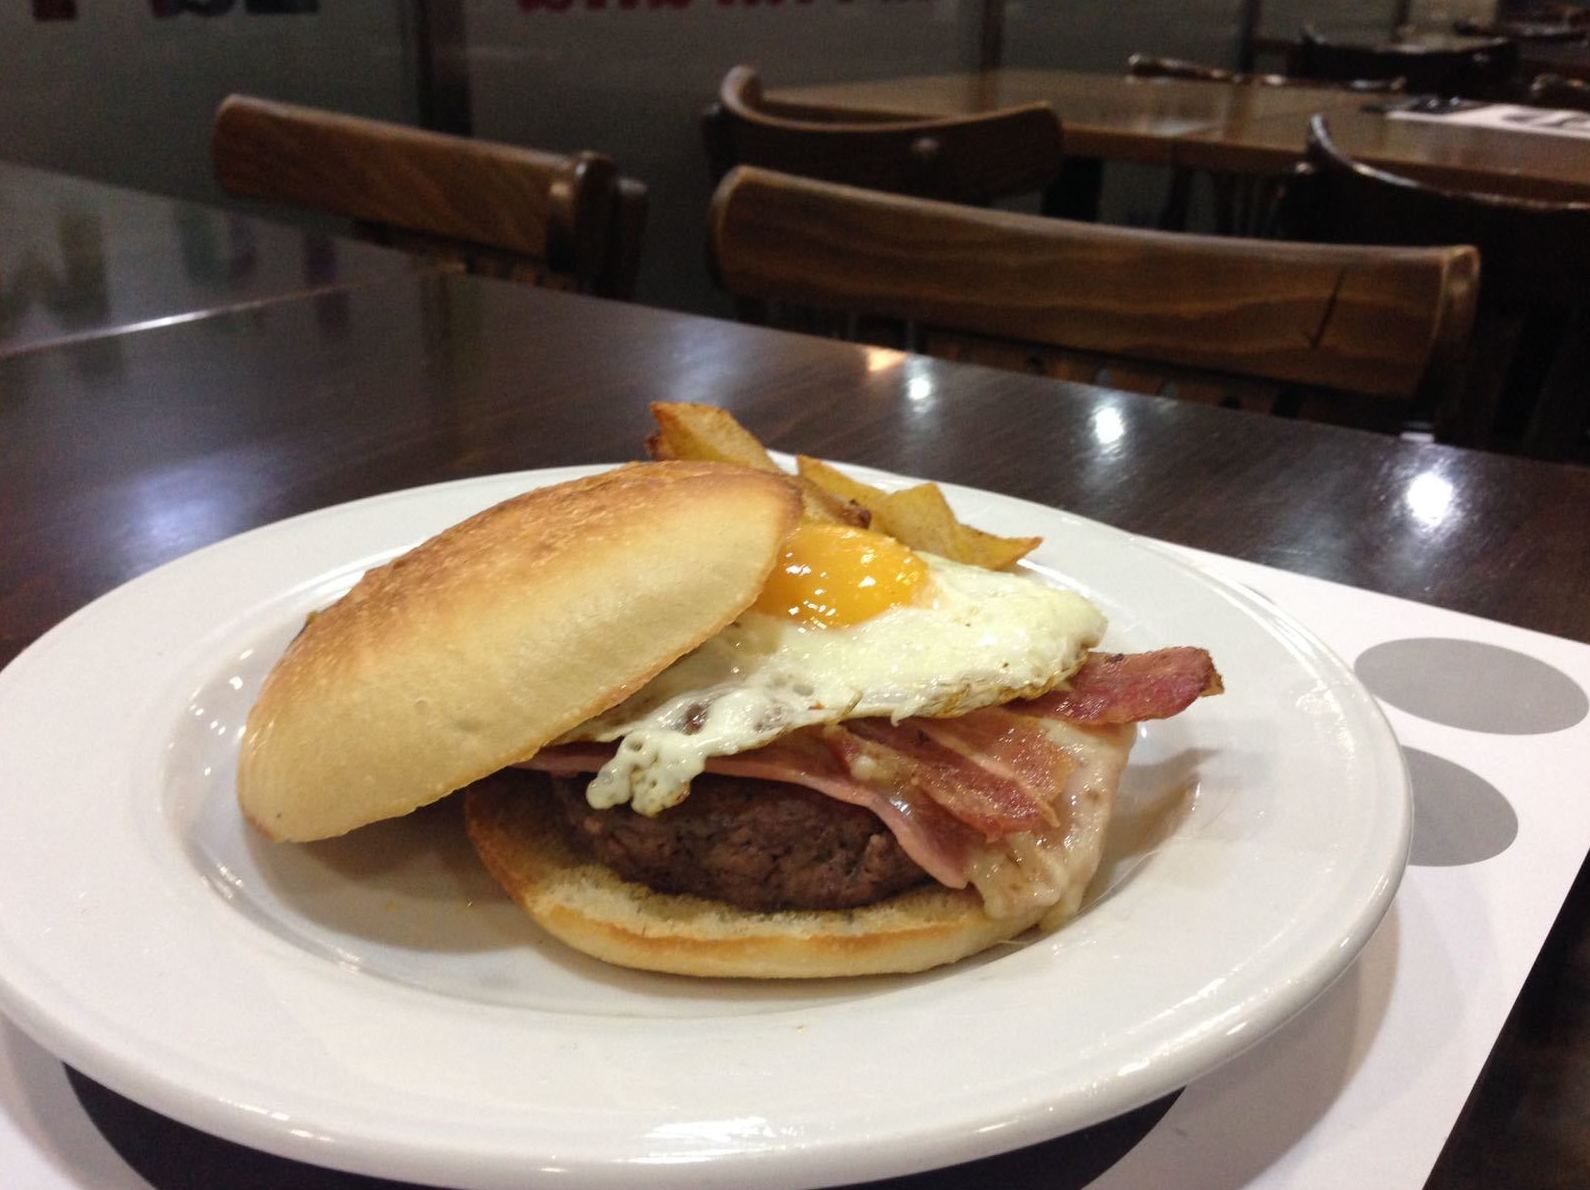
[752,524,928,628]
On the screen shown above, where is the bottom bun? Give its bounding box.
[463,774,1052,979]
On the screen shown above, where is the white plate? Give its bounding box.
[0,464,1409,1189]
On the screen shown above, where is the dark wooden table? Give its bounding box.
[769,70,1367,166]
[770,69,1590,202]
[1521,37,1590,82]
[1180,104,1590,203]
[0,160,428,359]
[2,268,1589,1187]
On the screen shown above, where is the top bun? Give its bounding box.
[239,462,801,841]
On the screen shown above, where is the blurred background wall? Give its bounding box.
[0,5,418,203]
[465,1,981,313]
[0,0,1490,315]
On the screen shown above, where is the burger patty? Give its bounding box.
[547,773,929,912]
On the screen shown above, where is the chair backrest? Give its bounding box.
[212,95,646,298]
[1528,72,1590,110]
[701,66,1062,204]
[1295,25,1517,96]
[1127,53,1405,92]
[1288,115,1590,447]
[710,166,1477,417]
[1291,115,1590,306]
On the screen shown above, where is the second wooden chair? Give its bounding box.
[213,95,647,299]
[1285,115,1590,457]
[710,166,1478,435]
[701,66,1064,208]
[1294,25,1517,97]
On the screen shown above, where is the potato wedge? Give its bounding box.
[796,456,891,518]
[876,482,964,558]
[649,406,1034,567]
[648,402,779,472]
[799,457,1039,569]
[795,478,871,528]
[883,484,1041,570]
[649,405,867,527]
[951,522,1043,571]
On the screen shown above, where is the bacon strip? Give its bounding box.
[912,708,1076,824]
[830,715,1061,837]
[1021,647,1222,725]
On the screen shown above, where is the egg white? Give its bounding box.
[561,553,1106,815]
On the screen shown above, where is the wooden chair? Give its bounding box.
[1294,26,1517,97]
[1528,72,1590,109]
[701,66,1064,209]
[710,166,1478,436]
[1285,116,1590,457]
[212,95,648,299]
[1127,54,1403,236]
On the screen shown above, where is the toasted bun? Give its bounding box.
[239,462,801,842]
[463,774,1052,978]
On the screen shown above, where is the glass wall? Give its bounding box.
[0,5,418,205]
[1002,0,1246,74]
[1257,0,1399,43]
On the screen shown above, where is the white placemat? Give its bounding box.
[1089,545,1590,1188]
[1386,102,1590,139]
[2,544,1586,1189]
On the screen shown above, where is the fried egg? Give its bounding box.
[564,524,1106,815]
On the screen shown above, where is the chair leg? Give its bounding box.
[1434,314,1521,448]
[1157,166,1194,231]
[1043,157,1103,221]
[1251,175,1285,238]
[733,297,770,326]
[1210,174,1237,236]
[1522,303,1590,461]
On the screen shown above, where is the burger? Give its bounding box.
[239,460,1219,978]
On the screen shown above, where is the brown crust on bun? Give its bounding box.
[463,772,1049,979]
[239,463,801,842]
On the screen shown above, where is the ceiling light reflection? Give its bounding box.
[1404,471,1455,528]
[899,354,938,405]
[1092,406,1126,447]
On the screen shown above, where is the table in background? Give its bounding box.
[770,69,1590,202]
[0,160,429,359]
[1179,103,1590,202]
[2,269,1588,1187]
[1520,37,1590,82]
[770,69,1367,165]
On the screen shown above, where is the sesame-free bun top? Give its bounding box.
[238,462,801,842]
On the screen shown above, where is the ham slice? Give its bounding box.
[1022,647,1221,725]
[911,708,1077,825]
[700,731,981,890]
[828,717,1060,838]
